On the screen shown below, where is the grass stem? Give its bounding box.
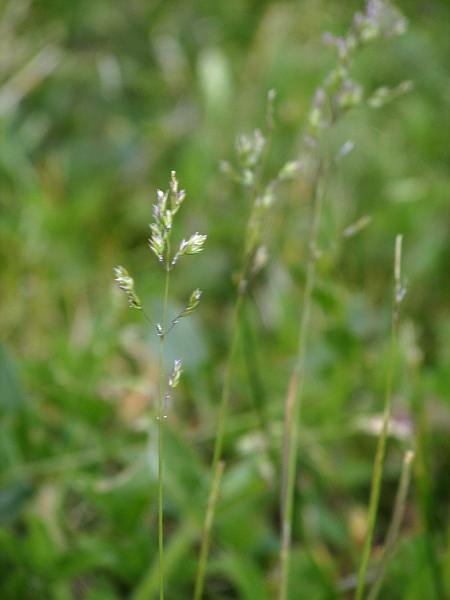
[279,158,327,600]
[194,460,225,600]
[195,91,276,598]
[211,293,244,473]
[158,248,171,600]
[355,234,405,600]
[367,449,415,600]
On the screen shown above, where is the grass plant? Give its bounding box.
[355,234,407,599]
[195,90,302,600]
[115,172,206,600]
[278,5,410,597]
[193,5,413,598]
[367,448,415,600]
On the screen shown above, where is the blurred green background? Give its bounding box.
[0,0,449,598]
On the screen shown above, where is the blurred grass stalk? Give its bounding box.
[411,356,447,598]
[194,92,277,599]
[367,448,415,600]
[279,157,327,600]
[193,293,242,600]
[277,3,410,596]
[211,90,276,473]
[194,460,225,600]
[355,234,406,600]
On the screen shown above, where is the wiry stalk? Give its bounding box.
[211,293,245,473]
[277,5,409,595]
[195,91,279,599]
[158,248,171,600]
[279,158,327,600]
[194,460,225,600]
[367,449,415,600]
[355,234,406,600]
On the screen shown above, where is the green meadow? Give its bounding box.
[1,1,449,599]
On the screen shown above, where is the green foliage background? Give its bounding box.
[0,0,449,598]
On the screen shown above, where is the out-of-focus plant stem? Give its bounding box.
[355,234,405,600]
[278,158,327,600]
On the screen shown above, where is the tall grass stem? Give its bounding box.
[195,91,276,599]
[211,294,244,473]
[355,234,405,600]
[278,158,328,600]
[194,460,225,600]
[158,247,171,600]
[367,449,415,600]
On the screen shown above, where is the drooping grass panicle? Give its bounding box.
[114,266,142,310]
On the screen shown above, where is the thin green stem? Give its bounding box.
[195,94,275,599]
[355,234,404,600]
[193,287,243,600]
[133,521,198,600]
[158,246,171,600]
[411,381,446,600]
[446,519,450,599]
[367,449,415,600]
[142,308,159,331]
[211,115,272,472]
[211,155,270,474]
[194,460,225,600]
[194,272,251,600]
[278,158,327,600]
[211,291,244,472]
[240,299,270,439]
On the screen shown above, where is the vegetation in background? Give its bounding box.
[0,0,449,599]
